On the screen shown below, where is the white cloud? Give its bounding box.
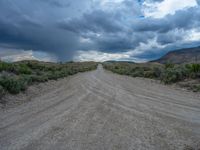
[73,50,149,62]
[131,38,167,56]
[80,37,92,43]
[140,38,165,51]
[74,50,130,62]
[93,0,125,10]
[142,0,197,18]
[74,38,167,62]
[183,28,200,42]
[0,50,57,62]
[95,0,125,6]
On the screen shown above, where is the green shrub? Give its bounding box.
[185,64,200,78]
[0,75,32,94]
[0,61,98,95]
[131,70,144,77]
[0,85,5,98]
[161,66,188,84]
[46,71,63,80]
[193,85,200,92]
[30,75,48,83]
[144,71,155,78]
[0,62,8,71]
[18,64,32,74]
[161,69,178,84]
[103,62,200,93]
[114,66,119,69]
[0,76,27,94]
[189,64,200,73]
[26,62,47,71]
[19,76,33,91]
[165,62,175,69]
[0,62,15,72]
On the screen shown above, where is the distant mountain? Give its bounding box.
[152,46,200,64]
[104,60,135,64]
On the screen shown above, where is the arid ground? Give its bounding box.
[0,65,200,150]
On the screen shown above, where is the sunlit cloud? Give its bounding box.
[74,50,130,62]
[184,29,200,42]
[0,50,57,62]
[142,0,197,18]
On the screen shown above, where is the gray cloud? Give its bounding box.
[133,6,200,33]
[157,31,183,45]
[0,0,200,61]
[58,10,125,34]
[35,0,71,8]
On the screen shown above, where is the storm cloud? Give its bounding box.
[0,0,200,62]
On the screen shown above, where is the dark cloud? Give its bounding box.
[58,10,124,34]
[0,0,200,61]
[133,7,200,33]
[157,32,183,45]
[0,0,91,60]
[35,0,71,8]
[0,16,80,60]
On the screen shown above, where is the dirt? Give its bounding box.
[0,65,200,150]
[176,79,200,92]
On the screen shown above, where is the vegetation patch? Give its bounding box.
[103,62,200,91]
[0,61,98,96]
[0,85,5,98]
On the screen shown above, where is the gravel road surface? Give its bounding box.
[0,65,200,150]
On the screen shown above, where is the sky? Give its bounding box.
[0,0,200,62]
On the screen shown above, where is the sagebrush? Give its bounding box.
[103,62,200,91]
[0,61,98,95]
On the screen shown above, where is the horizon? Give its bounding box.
[2,45,200,63]
[0,0,200,62]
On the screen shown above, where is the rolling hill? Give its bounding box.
[152,46,200,64]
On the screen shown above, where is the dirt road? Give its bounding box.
[0,65,200,150]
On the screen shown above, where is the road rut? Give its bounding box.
[0,65,200,150]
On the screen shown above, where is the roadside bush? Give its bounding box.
[47,71,63,80]
[144,71,156,78]
[114,66,119,70]
[131,69,144,77]
[0,62,15,72]
[153,67,163,78]
[0,61,98,95]
[30,75,48,83]
[161,65,189,84]
[193,85,200,92]
[19,75,33,91]
[29,63,46,70]
[161,68,178,84]
[0,76,27,94]
[165,62,175,69]
[185,64,200,78]
[0,85,5,98]
[103,62,200,92]
[189,64,200,73]
[67,69,76,75]
[0,62,8,72]
[17,64,32,74]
